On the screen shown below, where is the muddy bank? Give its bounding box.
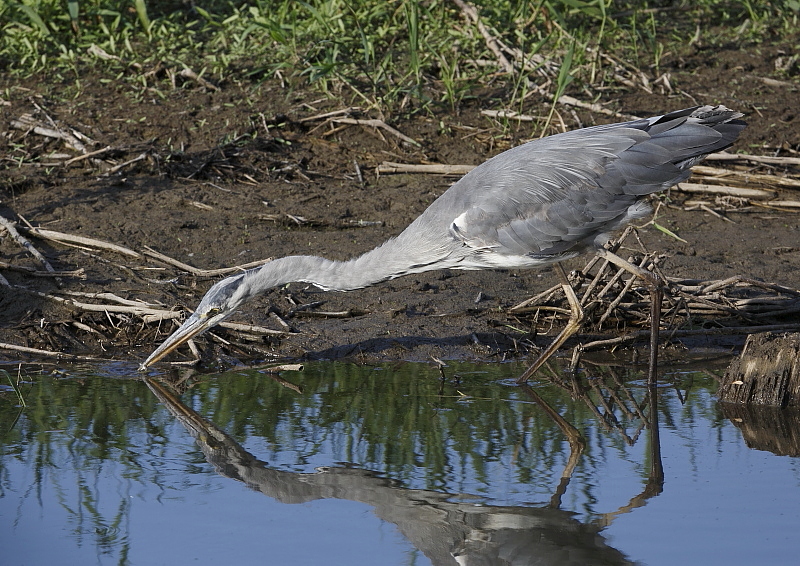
[1,41,799,369]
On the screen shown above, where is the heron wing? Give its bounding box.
[443,108,742,259]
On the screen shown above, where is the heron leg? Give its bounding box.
[516,250,663,385]
[593,248,662,386]
[517,263,584,384]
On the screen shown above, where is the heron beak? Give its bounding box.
[139,311,216,370]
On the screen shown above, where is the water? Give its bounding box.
[1,360,799,565]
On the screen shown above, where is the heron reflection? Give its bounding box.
[145,363,664,566]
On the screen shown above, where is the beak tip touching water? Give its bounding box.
[138,344,175,371]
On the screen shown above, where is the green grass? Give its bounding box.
[2,368,26,407]
[1,1,798,117]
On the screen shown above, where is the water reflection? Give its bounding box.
[3,360,800,565]
[146,376,651,565]
[719,402,800,457]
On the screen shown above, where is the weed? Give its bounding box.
[0,0,794,114]
[2,369,26,407]
[541,39,574,136]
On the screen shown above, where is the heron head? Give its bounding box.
[139,273,250,369]
[195,272,251,317]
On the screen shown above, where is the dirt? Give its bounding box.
[2,38,800,369]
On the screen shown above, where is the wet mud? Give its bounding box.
[2,39,799,368]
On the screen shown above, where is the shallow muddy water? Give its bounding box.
[2,360,799,565]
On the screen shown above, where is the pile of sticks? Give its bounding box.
[0,213,281,362]
[508,227,800,353]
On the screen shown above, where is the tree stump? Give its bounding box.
[719,332,800,407]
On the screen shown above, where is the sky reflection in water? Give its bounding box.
[1,360,799,565]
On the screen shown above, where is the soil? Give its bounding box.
[2,37,800,369]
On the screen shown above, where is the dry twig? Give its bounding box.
[23,288,183,323]
[376,162,474,176]
[101,152,147,176]
[511,229,800,351]
[675,183,776,199]
[10,112,88,153]
[142,247,273,277]
[706,152,800,167]
[330,118,419,146]
[0,342,102,361]
[23,227,142,258]
[298,107,361,123]
[0,261,85,279]
[692,165,800,189]
[0,215,59,276]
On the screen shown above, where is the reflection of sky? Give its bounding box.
[608,397,800,566]
[2,451,414,566]
[2,362,800,566]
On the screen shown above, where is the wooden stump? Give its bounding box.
[719,332,800,407]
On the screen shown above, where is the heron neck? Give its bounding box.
[244,234,451,293]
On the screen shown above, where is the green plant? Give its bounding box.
[2,369,26,407]
[0,0,789,115]
[541,39,575,136]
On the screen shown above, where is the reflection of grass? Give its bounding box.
[2,1,796,114]
[0,360,723,559]
[0,374,159,563]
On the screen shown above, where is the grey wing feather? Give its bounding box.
[446,105,745,258]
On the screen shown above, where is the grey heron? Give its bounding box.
[140,105,745,381]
